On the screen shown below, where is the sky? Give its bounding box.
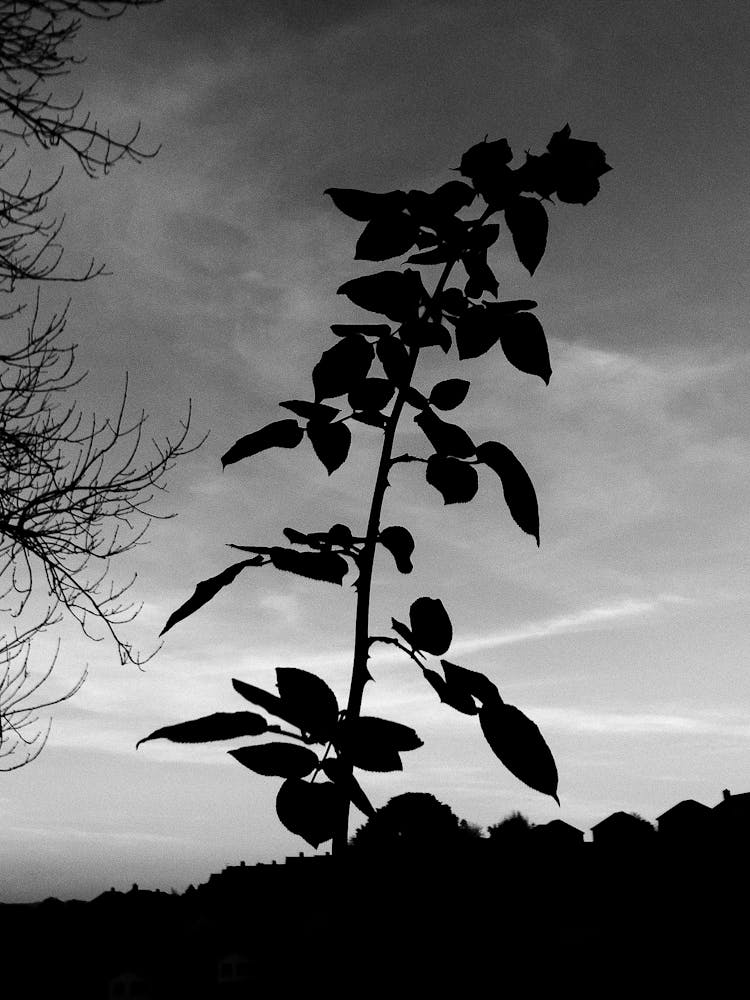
[3,0,750,903]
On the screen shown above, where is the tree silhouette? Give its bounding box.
[349,792,464,856]
[458,817,485,841]
[0,0,201,770]
[141,126,611,852]
[487,810,534,848]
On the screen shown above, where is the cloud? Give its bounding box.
[531,706,750,738]
[257,590,303,625]
[354,594,685,672]
[450,595,682,655]
[6,825,194,845]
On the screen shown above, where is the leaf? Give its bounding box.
[279,400,339,422]
[504,196,549,276]
[355,213,419,261]
[413,227,440,249]
[312,336,375,401]
[515,151,558,200]
[352,411,387,429]
[403,386,430,410]
[422,667,477,716]
[425,454,478,504]
[405,182,474,225]
[269,548,349,585]
[458,137,519,208]
[283,527,310,546]
[353,716,423,752]
[338,270,424,323]
[233,677,292,725]
[307,420,351,474]
[276,778,341,848]
[437,287,469,316]
[331,324,391,338]
[496,310,551,385]
[475,441,540,545]
[409,596,452,656]
[479,700,559,803]
[459,136,513,178]
[441,659,500,706]
[454,305,498,360]
[414,409,475,458]
[160,558,263,635]
[325,187,407,221]
[399,319,452,353]
[428,378,470,411]
[407,246,453,266]
[465,223,500,252]
[327,523,354,547]
[321,759,375,817]
[376,336,411,385]
[136,711,268,749]
[348,377,395,412]
[494,298,539,313]
[431,179,476,214]
[404,188,444,226]
[229,742,319,779]
[455,303,539,361]
[347,745,403,773]
[379,525,415,573]
[221,419,303,469]
[276,667,340,742]
[336,715,421,772]
[462,252,499,299]
[391,617,416,648]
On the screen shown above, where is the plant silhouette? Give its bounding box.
[140,126,611,853]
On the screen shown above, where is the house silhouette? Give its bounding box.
[712,788,750,844]
[591,811,655,848]
[656,798,712,843]
[531,819,584,849]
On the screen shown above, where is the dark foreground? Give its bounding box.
[2,844,748,997]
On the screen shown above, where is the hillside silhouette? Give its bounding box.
[2,788,749,995]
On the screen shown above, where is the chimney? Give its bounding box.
[722,789,732,801]
[240,860,245,867]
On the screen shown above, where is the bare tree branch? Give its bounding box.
[0,1,161,289]
[0,0,199,766]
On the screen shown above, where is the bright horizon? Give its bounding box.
[3,0,750,904]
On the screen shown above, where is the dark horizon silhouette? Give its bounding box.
[3,786,748,995]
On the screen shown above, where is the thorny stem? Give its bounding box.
[332,206,494,855]
[369,634,426,668]
[333,253,465,856]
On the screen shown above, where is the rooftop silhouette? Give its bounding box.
[3,787,748,996]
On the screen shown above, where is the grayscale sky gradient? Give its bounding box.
[3,0,750,902]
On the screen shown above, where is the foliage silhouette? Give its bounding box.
[0,1,201,769]
[348,792,466,855]
[487,810,535,846]
[142,126,610,850]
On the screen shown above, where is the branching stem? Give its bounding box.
[332,255,462,855]
[333,206,495,854]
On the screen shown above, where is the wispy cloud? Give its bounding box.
[356,594,686,670]
[451,595,685,655]
[531,706,750,738]
[6,825,194,845]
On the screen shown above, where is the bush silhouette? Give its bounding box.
[349,792,464,855]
